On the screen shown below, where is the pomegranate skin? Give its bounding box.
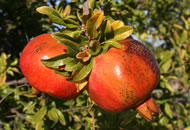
[20,33,78,99]
[88,39,160,112]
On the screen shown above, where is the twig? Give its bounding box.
[91,108,95,130]
[7,108,26,120]
[63,106,90,112]
[0,84,27,104]
[7,77,27,86]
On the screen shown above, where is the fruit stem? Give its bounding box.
[136,97,161,121]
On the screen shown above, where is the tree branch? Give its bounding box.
[63,106,90,112]
[7,77,27,86]
[0,84,27,104]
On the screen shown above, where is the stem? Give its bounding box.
[0,84,27,104]
[91,108,95,130]
[7,77,27,86]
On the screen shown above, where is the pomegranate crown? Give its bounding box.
[36,0,134,91]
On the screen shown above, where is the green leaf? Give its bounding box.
[64,16,79,25]
[112,26,134,41]
[104,20,112,34]
[32,107,47,124]
[10,58,18,66]
[48,108,59,123]
[54,70,70,76]
[59,39,80,56]
[86,11,104,39]
[164,81,175,93]
[35,120,44,130]
[36,6,66,26]
[41,54,68,69]
[88,0,95,9]
[63,57,78,72]
[102,41,122,53]
[77,10,82,22]
[63,5,71,17]
[81,8,93,25]
[181,30,188,44]
[159,116,169,126]
[71,0,77,2]
[89,40,101,56]
[67,58,94,82]
[161,59,172,73]
[164,103,173,118]
[51,33,78,42]
[56,109,66,126]
[173,24,184,30]
[111,20,124,31]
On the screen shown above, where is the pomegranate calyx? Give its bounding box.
[136,97,161,121]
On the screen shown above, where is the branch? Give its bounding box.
[7,77,27,86]
[63,106,90,112]
[0,84,27,104]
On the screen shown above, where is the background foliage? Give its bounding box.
[0,0,190,129]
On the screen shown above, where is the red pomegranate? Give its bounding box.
[20,33,79,99]
[88,39,161,120]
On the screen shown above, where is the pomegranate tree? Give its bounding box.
[20,1,161,121]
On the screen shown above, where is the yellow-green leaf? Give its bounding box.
[96,11,104,29]
[36,6,66,26]
[48,108,59,123]
[75,79,88,92]
[32,107,47,124]
[67,58,94,82]
[63,5,71,17]
[111,20,124,31]
[164,103,173,118]
[56,109,66,126]
[86,11,104,39]
[112,26,134,41]
[89,40,101,56]
[102,41,122,53]
[88,0,95,9]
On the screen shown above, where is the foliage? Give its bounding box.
[0,0,190,129]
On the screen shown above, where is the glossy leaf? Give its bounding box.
[102,41,122,53]
[111,20,124,31]
[56,109,66,126]
[36,6,66,26]
[51,33,78,42]
[32,107,47,124]
[59,39,80,56]
[63,57,78,72]
[75,79,88,92]
[86,11,104,39]
[67,58,94,82]
[54,70,70,76]
[104,20,112,34]
[64,16,79,25]
[112,26,134,41]
[41,54,68,69]
[63,5,71,17]
[88,0,95,9]
[89,40,101,56]
[164,103,173,118]
[48,108,59,123]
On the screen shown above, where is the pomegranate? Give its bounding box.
[20,33,79,99]
[88,39,161,121]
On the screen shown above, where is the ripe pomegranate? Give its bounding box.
[20,33,79,99]
[88,39,161,121]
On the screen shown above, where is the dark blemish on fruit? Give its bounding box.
[125,40,160,73]
[33,42,48,53]
[63,49,67,53]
